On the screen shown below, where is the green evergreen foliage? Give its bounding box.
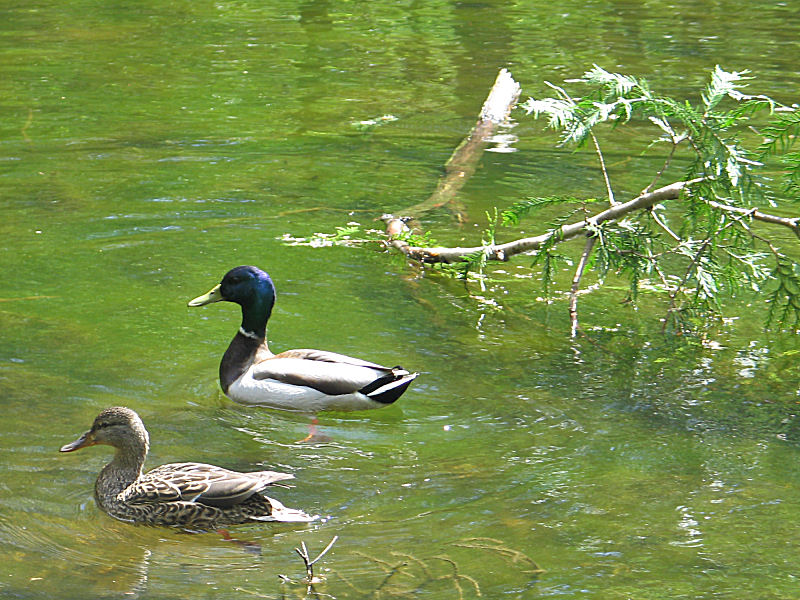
[501,196,600,226]
[519,65,799,331]
[288,66,799,333]
[759,110,800,195]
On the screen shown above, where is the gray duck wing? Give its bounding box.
[122,463,294,508]
[250,349,394,395]
[276,349,390,370]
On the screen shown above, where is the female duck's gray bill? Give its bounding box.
[188,284,223,307]
[60,431,94,453]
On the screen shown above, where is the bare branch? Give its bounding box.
[643,130,684,195]
[590,133,616,205]
[312,535,340,566]
[707,200,800,238]
[649,207,681,241]
[285,536,339,587]
[569,236,597,338]
[391,178,706,264]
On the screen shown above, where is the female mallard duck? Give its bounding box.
[60,407,314,528]
[188,265,418,412]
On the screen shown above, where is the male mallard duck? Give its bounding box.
[60,407,314,528]
[188,265,418,412]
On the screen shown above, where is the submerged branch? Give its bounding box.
[401,68,521,222]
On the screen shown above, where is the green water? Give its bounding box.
[2,1,800,598]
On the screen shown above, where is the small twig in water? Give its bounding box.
[430,556,482,599]
[294,536,339,583]
[372,561,408,597]
[451,537,546,574]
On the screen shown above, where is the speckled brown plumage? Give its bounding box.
[60,407,315,528]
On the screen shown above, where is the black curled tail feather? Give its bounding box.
[359,368,418,405]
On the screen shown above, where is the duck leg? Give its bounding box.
[217,529,262,555]
[296,417,332,444]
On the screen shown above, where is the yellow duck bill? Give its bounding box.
[187,284,223,307]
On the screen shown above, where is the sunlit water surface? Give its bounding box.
[2,1,799,598]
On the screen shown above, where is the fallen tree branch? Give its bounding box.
[401,68,521,222]
[390,178,706,263]
[294,65,800,332]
